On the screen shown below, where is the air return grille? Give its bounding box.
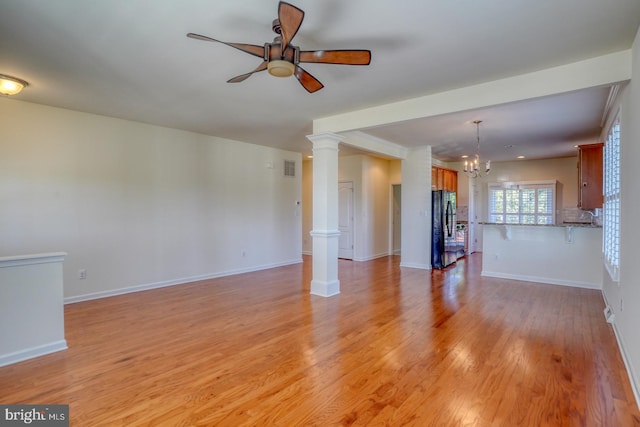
[284,160,296,177]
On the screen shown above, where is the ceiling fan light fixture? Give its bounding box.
[0,74,29,96]
[187,2,370,92]
[267,60,295,78]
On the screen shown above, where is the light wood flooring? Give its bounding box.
[1,254,639,426]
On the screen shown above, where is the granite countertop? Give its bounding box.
[479,222,602,228]
[561,221,603,228]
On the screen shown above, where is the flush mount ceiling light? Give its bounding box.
[267,59,295,78]
[0,74,29,96]
[463,120,491,178]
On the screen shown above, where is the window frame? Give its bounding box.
[487,180,557,225]
[603,113,621,283]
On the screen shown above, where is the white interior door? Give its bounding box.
[338,181,354,259]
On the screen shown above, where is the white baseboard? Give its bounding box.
[601,293,640,411]
[481,270,601,290]
[354,252,391,262]
[612,322,640,411]
[310,279,340,297]
[0,340,68,368]
[64,258,303,304]
[399,262,430,270]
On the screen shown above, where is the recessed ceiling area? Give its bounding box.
[359,85,615,163]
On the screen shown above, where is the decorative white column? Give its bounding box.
[307,133,342,297]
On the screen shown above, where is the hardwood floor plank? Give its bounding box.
[1,254,639,426]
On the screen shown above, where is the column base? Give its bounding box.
[310,279,341,297]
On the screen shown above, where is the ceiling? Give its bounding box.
[1,1,639,163]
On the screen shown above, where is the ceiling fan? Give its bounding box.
[187,1,371,93]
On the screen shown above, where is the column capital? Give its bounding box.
[306,132,344,147]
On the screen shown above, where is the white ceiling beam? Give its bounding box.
[338,131,409,160]
[313,50,632,134]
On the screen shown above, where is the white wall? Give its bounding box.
[0,99,302,301]
[449,156,579,251]
[482,225,603,288]
[337,155,363,260]
[389,159,402,184]
[359,156,391,260]
[334,154,393,261]
[400,147,432,269]
[302,159,313,255]
[303,156,401,260]
[453,156,578,219]
[602,26,640,406]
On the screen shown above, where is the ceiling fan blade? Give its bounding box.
[294,65,324,93]
[278,2,304,53]
[227,62,268,83]
[299,50,371,65]
[186,33,265,58]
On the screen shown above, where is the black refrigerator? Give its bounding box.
[432,190,458,269]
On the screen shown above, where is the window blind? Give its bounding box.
[488,182,555,225]
[604,118,620,282]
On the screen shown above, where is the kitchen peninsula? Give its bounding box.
[481,222,603,289]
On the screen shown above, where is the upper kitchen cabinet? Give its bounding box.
[577,143,603,209]
[432,166,458,193]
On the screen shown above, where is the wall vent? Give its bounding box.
[284,160,296,177]
[603,305,615,324]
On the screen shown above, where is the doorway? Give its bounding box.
[338,181,354,259]
[391,184,402,255]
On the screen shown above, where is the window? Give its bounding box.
[488,181,555,225]
[604,117,620,282]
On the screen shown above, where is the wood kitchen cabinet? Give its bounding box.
[577,142,603,209]
[431,166,458,192]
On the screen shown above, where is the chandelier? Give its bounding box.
[464,120,491,178]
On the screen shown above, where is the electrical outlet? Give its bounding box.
[78,269,87,280]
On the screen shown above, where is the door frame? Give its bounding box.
[338,180,355,260]
[389,183,402,255]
